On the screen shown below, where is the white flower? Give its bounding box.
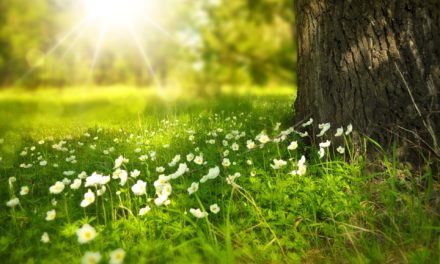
[270,159,287,170]
[131,180,147,196]
[168,155,181,167]
[231,143,239,151]
[80,189,96,208]
[194,155,203,165]
[199,166,220,183]
[63,170,75,176]
[246,140,255,149]
[298,155,306,166]
[302,118,313,127]
[223,150,229,157]
[76,224,97,244]
[81,251,102,264]
[299,131,309,137]
[186,153,194,161]
[8,177,16,186]
[139,206,151,216]
[78,171,88,179]
[288,141,298,150]
[222,158,231,167]
[85,172,103,187]
[169,163,188,179]
[41,232,50,243]
[130,169,141,178]
[226,172,241,184]
[345,124,353,135]
[187,182,199,195]
[6,197,19,207]
[45,209,56,221]
[154,195,169,207]
[319,140,331,148]
[318,147,325,159]
[291,156,307,176]
[154,175,170,189]
[189,208,208,218]
[139,154,148,161]
[100,175,110,185]
[70,179,82,190]
[337,146,345,154]
[317,123,331,137]
[247,160,253,165]
[114,155,129,169]
[257,134,270,144]
[297,164,307,176]
[20,186,29,196]
[113,169,128,186]
[210,204,220,214]
[156,167,165,173]
[160,183,173,197]
[109,248,126,264]
[95,186,105,196]
[334,127,344,137]
[49,181,65,194]
[39,160,47,166]
[62,178,72,185]
[51,198,57,206]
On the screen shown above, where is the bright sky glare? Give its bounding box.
[84,0,149,27]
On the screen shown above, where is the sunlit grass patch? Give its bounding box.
[0,87,438,263]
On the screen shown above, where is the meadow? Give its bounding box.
[0,87,438,263]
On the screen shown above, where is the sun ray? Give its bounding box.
[128,25,163,90]
[61,20,91,59]
[87,26,107,84]
[141,17,176,42]
[16,18,89,84]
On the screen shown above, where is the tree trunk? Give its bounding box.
[295,0,440,159]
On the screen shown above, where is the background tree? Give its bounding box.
[294,0,440,160]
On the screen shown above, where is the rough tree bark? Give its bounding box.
[295,0,440,160]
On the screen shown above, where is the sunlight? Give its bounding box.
[84,0,148,28]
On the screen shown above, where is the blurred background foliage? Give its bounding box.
[0,0,295,89]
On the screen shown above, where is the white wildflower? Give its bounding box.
[187,182,199,195]
[20,186,29,196]
[335,127,344,137]
[81,251,101,264]
[76,224,97,244]
[49,181,65,194]
[345,124,353,135]
[130,169,141,178]
[131,180,147,196]
[6,197,19,207]
[41,232,50,243]
[189,208,208,218]
[45,209,56,221]
[109,248,126,264]
[337,146,345,154]
[288,141,298,150]
[80,189,95,207]
[210,204,220,214]
[271,159,287,170]
[222,158,231,167]
[139,206,151,216]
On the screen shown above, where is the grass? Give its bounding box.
[0,86,438,263]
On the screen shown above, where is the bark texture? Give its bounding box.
[295,0,440,157]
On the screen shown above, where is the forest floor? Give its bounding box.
[0,87,438,263]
